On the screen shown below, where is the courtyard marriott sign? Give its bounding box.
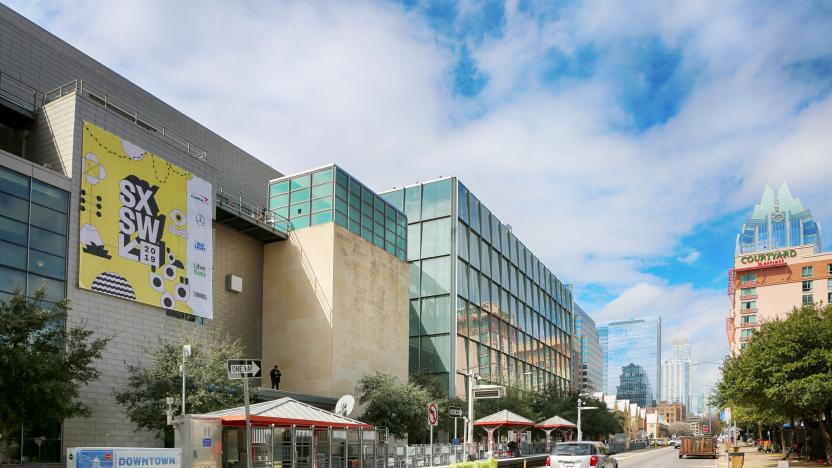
[740,249,798,268]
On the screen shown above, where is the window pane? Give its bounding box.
[270,180,289,196]
[421,295,450,334]
[421,217,451,258]
[335,211,348,228]
[311,183,332,199]
[0,240,26,269]
[29,249,66,280]
[404,186,421,222]
[30,227,65,257]
[335,198,348,215]
[311,197,333,213]
[420,334,450,373]
[290,174,311,190]
[409,337,420,374]
[409,262,421,299]
[291,216,310,229]
[312,168,333,185]
[381,190,404,212]
[30,204,67,235]
[0,192,29,222]
[310,211,332,226]
[291,188,311,203]
[0,265,25,293]
[290,201,310,218]
[469,194,480,233]
[270,194,289,209]
[27,273,65,303]
[458,222,468,261]
[457,260,468,299]
[31,180,67,212]
[407,224,421,261]
[0,167,29,199]
[410,299,420,336]
[421,256,450,296]
[458,182,469,224]
[422,179,452,219]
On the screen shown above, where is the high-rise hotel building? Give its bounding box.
[727,183,830,354]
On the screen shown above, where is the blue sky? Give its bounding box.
[9,0,832,393]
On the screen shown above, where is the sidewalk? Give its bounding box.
[715,445,828,468]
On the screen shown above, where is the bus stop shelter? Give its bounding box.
[178,397,382,468]
[474,410,534,456]
[535,416,576,451]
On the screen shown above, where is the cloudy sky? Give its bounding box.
[9,0,832,395]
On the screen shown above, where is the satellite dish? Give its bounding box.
[334,395,356,417]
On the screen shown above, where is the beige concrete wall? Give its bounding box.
[261,223,409,398]
[262,224,336,395]
[331,224,409,396]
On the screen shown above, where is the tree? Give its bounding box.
[0,289,110,462]
[668,422,693,437]
[356,372,432,441]
[716,304,832,461]
[114,330,245,441]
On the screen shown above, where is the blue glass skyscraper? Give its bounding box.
[598,316,661,407]
[737,183,822,254]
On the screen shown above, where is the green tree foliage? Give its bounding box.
[716,304,832,461]
[114,330,245,438]
[356,372,433,441]
[0,289,109,459]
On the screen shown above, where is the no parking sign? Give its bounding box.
[428,402,439,427]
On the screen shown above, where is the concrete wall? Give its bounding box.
[261,223,409,398]
[331,224,409,396]
[26,94,77,175]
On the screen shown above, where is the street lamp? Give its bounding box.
[577,398,598,442]
[181,344,191,416]
[466,369,481,460]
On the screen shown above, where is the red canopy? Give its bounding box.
[535,416,577,429]
[200,397,373,429]
[474,410,534,428]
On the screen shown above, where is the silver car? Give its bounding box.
[546,442,618,468]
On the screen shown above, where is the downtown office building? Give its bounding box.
[380,179,576,397]
[598,316,661,408]
[0,4,574,461]
[574,304,603,394]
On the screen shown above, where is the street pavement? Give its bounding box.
[612,446,717,468]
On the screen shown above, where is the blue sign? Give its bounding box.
[78,450,114,468]
[202,438,212,447]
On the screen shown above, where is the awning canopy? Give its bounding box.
[536,416,577,429]
[474,410,534,428]
[199,397,372,429]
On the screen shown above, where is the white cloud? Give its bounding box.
[678,250,701,265]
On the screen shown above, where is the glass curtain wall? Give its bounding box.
[0,166,69,303]
[381,178,574,396]
[598,317,661,407]
[269,165,406,262]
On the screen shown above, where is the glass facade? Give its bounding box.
[737,183,822,254]
[381,178,574,396]
[0,166,69,303]
[269,165,407,261]
[574,303,603,393]
[598,316,661,407]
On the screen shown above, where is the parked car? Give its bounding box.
[546,442,618,468]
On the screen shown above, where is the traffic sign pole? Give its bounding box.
[244,375,251,468]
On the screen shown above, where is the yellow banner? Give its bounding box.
[79,121,213,318]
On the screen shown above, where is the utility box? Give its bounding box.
[175,416,223,468]
[67,448,182,468]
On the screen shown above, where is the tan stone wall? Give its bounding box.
[262,224,335,395]
[332,224,409,396]
[261,223,409,398]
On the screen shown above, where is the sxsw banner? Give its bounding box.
[78,121,213,319]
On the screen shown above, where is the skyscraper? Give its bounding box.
[736,182,821,254]
[598,316,661,407]
[662,338,692,412]
[574,304,603,393]
[380,178,575,396]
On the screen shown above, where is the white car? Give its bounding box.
[546,442,618,468]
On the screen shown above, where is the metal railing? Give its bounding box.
[0,71,44,113]
[387,442,549,467]
[44,80,208,162]
[216,184,291,235]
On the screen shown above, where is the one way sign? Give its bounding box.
[227,359,262,379]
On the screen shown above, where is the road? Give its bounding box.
[612,446,717,468]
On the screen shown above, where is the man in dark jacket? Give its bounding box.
[270,365,282,390]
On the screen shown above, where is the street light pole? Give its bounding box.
[181,344,191,416]
[467,369,478,460]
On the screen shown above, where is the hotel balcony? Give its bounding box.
[740,308,758,315]
[739,295,758,301]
